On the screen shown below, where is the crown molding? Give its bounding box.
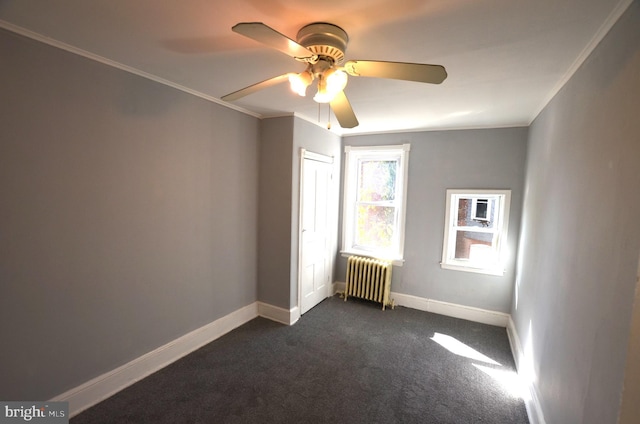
[0,20,261,119]
[529,0,634,124]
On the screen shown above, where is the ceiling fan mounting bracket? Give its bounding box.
[296,22,348,65]
[309,58,333,78]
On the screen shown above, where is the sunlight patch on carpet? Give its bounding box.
[431,332,501,365]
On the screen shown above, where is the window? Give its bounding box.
[471,198,490,221]
[342,144,410,263]
[441,190,511,275]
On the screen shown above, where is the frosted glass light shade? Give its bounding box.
[289,71,313,96]
[313,69,348,103]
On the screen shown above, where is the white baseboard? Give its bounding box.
[395,292,510,327]
[334,281,509,327]
[51,302,259,418]
[257,302,300,326]
[507,317,546,424]
[50,293,538,424]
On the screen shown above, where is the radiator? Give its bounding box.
[344,256,394,310]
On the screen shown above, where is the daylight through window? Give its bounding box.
[441,190,511,275]
[342,145,409,263]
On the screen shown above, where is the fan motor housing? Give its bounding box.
[296,22,348,64]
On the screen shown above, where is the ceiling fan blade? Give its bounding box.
[232,22,316,60]
[344,60,447,84]
[330,91,359,129]
[221,74,293,102]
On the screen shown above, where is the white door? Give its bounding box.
[300,153,333,315]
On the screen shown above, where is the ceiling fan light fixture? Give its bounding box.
[313,68,348,103]
[289,70,313,96]
[313,77,331,103]
[325,68,348,94]
[225,21,447,129]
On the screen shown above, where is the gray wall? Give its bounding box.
[291,118,342,307]
[257,117,294,308]
[340,127,528,313]
[0,29,259,400]
[258,116,341,310]
[512,2,640,423]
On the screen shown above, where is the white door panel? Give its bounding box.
[300,154,333,315]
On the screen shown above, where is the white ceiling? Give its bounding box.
[0,0,631,135]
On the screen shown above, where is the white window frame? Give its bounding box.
[341,144,410,265]
[441,189,511,276]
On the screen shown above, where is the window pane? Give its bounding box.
[457,198,472,226]
[357,160,397,202]
[454,230,497,262]
[457,197,497,229]
[355,205,396,248]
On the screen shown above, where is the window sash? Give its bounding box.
[441,190,510,275]
[342,144,409,262]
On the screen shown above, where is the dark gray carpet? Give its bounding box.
[72,296,529,423]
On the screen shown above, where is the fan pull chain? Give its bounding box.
[317,103,331,129]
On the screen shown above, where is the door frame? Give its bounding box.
[297,148,336,316]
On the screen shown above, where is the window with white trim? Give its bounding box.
[441,190,511,275]
[341,145,409,262]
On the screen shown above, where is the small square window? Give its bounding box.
[441,190,511,275]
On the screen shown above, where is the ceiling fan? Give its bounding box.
[222,22,447,129]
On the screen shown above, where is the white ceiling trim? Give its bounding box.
[340,123,528,138]
[0,19,261,120]
[528,0,634,125]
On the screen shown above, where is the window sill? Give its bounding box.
[340,251,405,267]
[440,262,505,276]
